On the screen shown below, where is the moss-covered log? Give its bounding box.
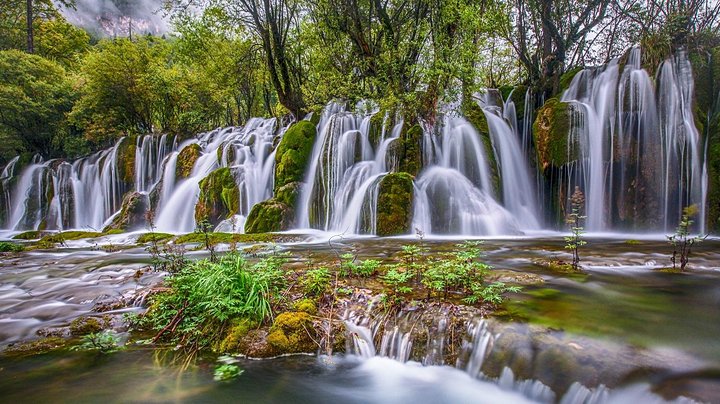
[376,172,414,236]
[195,168,240,226]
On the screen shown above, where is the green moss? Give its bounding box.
[293,298,318,315]
[218,318,259,353]
[195,168,240,225]
[69,316,106,336]
[275,121,317,191]
[559,67,583,94]
[136,232,174,244]
[533,98,573,172]
[275,182,301,207]
[116,135,137,187]
[266,311,316,354]
[398,124,423,176]
[0,241,24,252]
[12,231,46,240]
[175,143,202,180]
[39,231,104,244]
[173,232,292,244]
[244,200,293,234]
[376,172,414,236]
[625,239,642,245]
[4,337,67,356]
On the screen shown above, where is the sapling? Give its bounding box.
[564,186,586,271]
[667,204,707,271]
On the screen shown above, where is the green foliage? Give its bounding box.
[0,50,76,159]
[141,252,284,348]
[463,282,522,305]
[0,241,24,252]
[381,266,414,295]
[71,330,123,353]
[667,205,707,271]
[214,363,243,381]
[301,267,331,296]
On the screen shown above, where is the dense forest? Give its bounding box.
[1,0,718,164]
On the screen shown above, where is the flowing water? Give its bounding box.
[1,236,718,402]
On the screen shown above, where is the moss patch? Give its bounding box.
[274,121,317,192]
[173,232,298,244]
[398,124,423,176]
[244,200,293,234]
[376,173,414,236]
[195,168,240,226]
[533,98,573,171]
[12,231,48,240]
[266,311,316,354]
[4,337,67,357]
[69,316,107,336]
[175,143,202,180]
[116,135,137,188]
[136,232,174,244]
[218,318,259,353]
[39,231,104,244]
[559,67,583,95]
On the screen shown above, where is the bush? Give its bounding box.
[0,242,24,252]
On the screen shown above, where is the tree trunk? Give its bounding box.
[26,0,34,54]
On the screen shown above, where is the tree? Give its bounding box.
[0,50,76,158]
[500,0,612,95]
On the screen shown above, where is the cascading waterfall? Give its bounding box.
[297,102,402,234]
[1,118,279,233]
[412,114,523,235]
[561,48,706,232]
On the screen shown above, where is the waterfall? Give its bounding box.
[561,48,706,232]
[296,102,401,234]
[412,115,522,235]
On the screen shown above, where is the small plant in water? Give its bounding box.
[214,363,243,381]
[667,204,707,271]
[71,330,123,353]
[564,186,586,271]
[463,282,522,305]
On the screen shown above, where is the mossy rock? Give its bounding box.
[69,316,107,336]
[376,172,414,236]
[39,231,104,244]
[274,121,317,193]
[533,98,574,172]
[175,143,202,180]
[12,230,48,240]
[103,191,148,232]
[275,182,302,207]
[4,337,68,357]
[173,232,296,245]
[266,311,316,354]
[218,318,259,353]
[398,124,423,176]
[195,168,240,226]
[244,199,293,234]
[136,232,174,244]
[0,241,24,252]
[116,135,137,188]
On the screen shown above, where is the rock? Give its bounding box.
[398,124,423,176]
[69,316,107,336]
[175,143,202,180]
[376,172,414,236]
[103,191,148,232]
[533,98,574,172]
[274,121,317,192]
[194,168,240,226]
[116,135,137,189]
[266,311,317,354]
[244,200,293,233]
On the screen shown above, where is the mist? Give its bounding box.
[58,0,171,37]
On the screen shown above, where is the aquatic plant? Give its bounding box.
[463,282,522,305]
[214,364,243,381]
[71,330,123,353]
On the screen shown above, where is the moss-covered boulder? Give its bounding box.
[116,135,137,189]
[103,191,148,232]
[398,124,423,176]
[266,311,317,354]
[533,98,574,172]
[244,200,293,234]
[376,172,414,236]
[274,121,317,191]
[175,143,201,180]
[195,168,240,226]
